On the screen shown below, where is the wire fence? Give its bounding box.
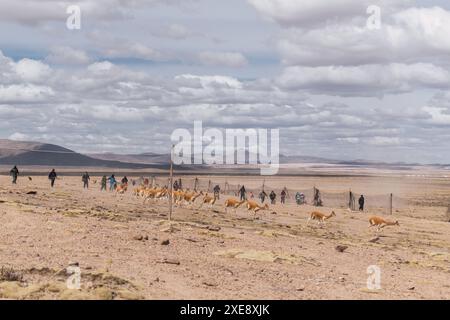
[133,175,412,213]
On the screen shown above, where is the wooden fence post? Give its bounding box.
[390,193,393,215]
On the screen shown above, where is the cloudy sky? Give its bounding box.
[1,0,450,163]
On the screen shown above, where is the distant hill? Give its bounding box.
[87,152,170,165]
[0,139,441,169]
[0,139,166,169]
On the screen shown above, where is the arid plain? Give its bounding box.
[0,169,449,300]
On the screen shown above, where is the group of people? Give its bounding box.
[237,186,288,205]
[7,167,368,211]
[8,166,130,192]
[82,172,129,191]
[10,166,58,187]
[236,184,366,211]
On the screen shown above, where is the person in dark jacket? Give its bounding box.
[121,176,128,185]
[48,169,57,188]
[213,185,221,199]
[82,172,90,189]
[269,191,276,204]
[101,175,107,191]
[280,189,287,204]
[239,185,247,201]
[259,190,267,203]
[10,166,19,184]
[359,195,365,211]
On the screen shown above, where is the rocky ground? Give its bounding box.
[0,174,448,300]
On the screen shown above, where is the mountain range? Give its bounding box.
[0,139,444,169]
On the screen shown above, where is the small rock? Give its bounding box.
[161,239,170,245]
[335,245,348,253]
[271,211,277,215]
[202,281,218,287]
[158,258,180,265]
[208,226,221,232]
[68,261,79,267]
[408,286,415,291]
[296,286,305,291]
[144,235,149,240]
[133,235,143,241]
[369,237,380,243]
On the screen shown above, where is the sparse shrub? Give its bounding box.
[0,266,24,282]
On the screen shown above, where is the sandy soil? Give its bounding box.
[0,173,449,300]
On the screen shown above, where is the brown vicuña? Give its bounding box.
[307,211,336,225]
[246,200,269,215]
[224,198,245,213]
[368,216,399,232]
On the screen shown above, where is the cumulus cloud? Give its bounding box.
[198,51,248,68]
[0,84,54,103]
[277,63,450,96]
[275,6,450,67]
[247,0,408,28]
[45,47,92,65]
[0,0,197,25]
[14,59,52,83]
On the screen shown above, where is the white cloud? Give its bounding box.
[247,0,407,28]
[46,46,91,65]
[0,84,54,102]
[9,132,30,141]
[198,51,248,68]
[277,63,450,96]
[14,59,52,83]
[368,136,401,146]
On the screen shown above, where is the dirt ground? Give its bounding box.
[0,172,449,300]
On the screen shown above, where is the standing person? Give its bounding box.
[213,185,221,199]
[280,189,287,204]
[10,166,19,184]
[48,169,57,188]
[259,190,267,203]
[101,175,107,191]
[107,174,117,191]
[121,176,128,185]
[269,190,276,205]
[82,172,90,189]
[359,195,365,212]
[295,192,302,205]
[239,185,247,201]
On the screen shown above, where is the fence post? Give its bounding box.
[349,189,352,210]
[390,193,393,215]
